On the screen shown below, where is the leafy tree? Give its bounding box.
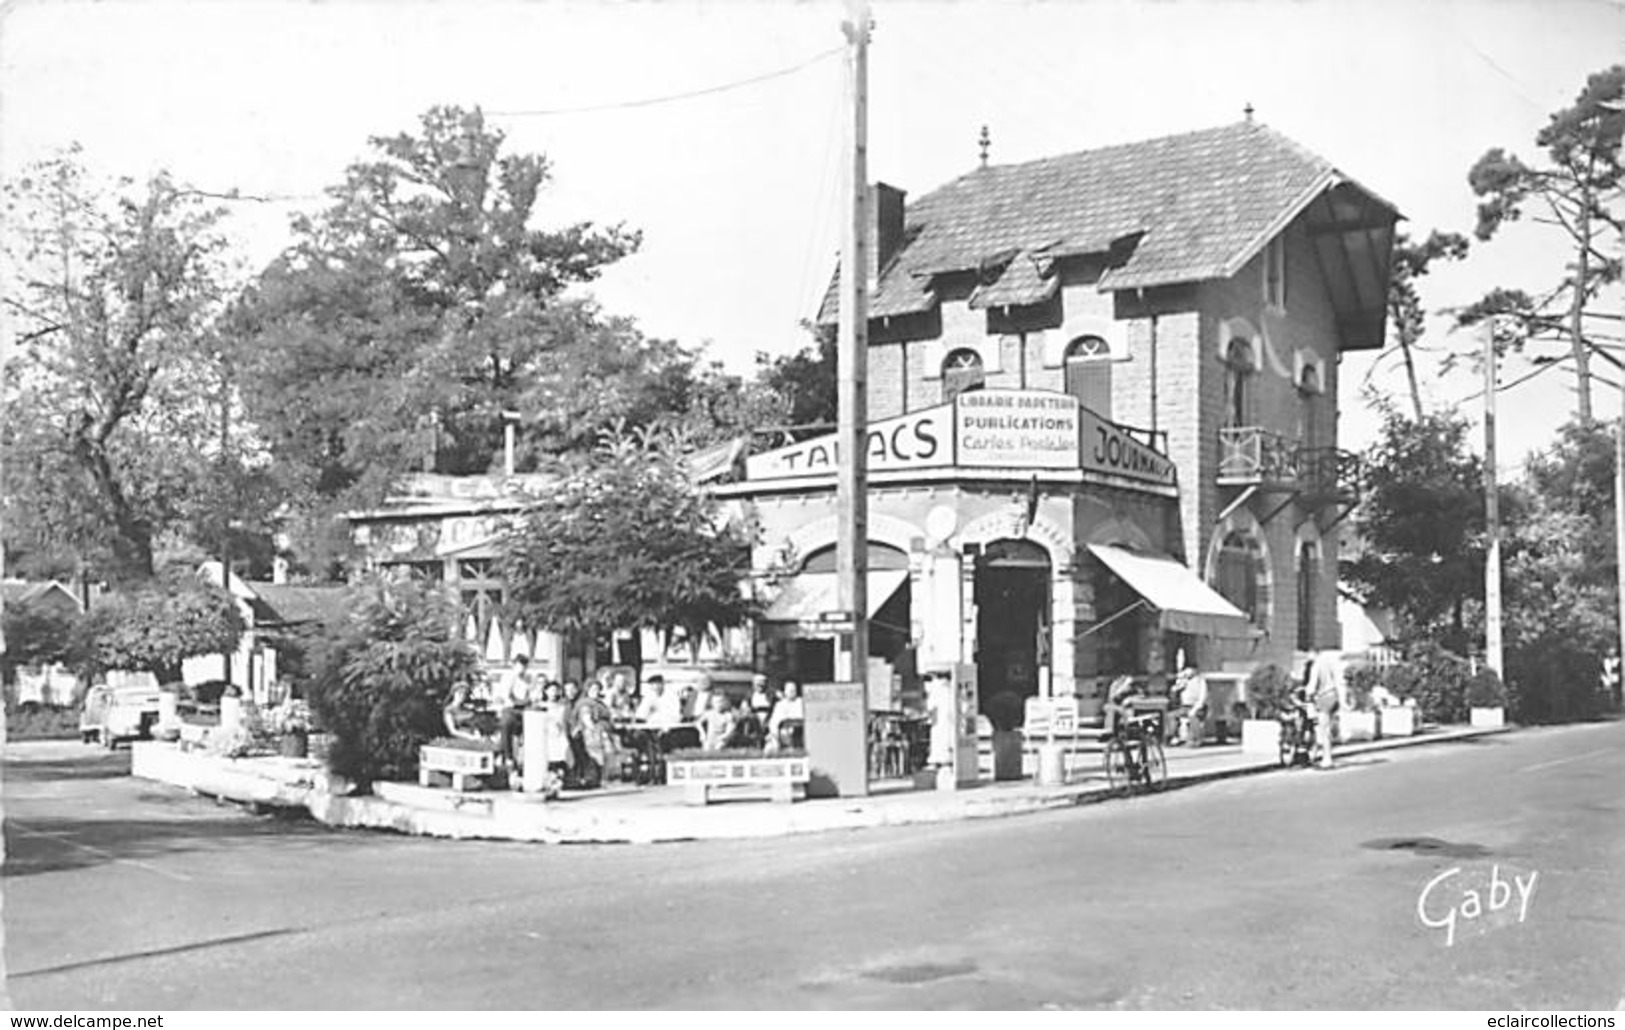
[500,427,759,654]
[1,598,79,673]
[67,574,243,684]
[1500,419,1620,722]
[1384,230,1468,419]
[1464,64,1624,422]
[1343,403,1485,653]
[306,578,480,786]
[231,105,640,505]
[2,151,240,582]
[756,321,838,430]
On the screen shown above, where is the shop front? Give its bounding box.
[715,388,1253,721]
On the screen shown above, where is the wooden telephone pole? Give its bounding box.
[836,0,871,685]
[1484,318,1503,676]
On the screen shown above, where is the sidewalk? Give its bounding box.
[130,723,1510,845]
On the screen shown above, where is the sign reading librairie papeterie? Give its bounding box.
[955,390,1079,469]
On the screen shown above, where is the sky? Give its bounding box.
[3,0,1622,471]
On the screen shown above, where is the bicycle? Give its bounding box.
[1102,712,1168,794]
[1277,701,1318,768]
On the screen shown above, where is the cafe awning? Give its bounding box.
[761,569,909,623]
[1087,544,1255,638]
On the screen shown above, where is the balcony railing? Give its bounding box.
[1218,426,1359,503]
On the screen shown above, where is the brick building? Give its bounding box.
[716,120,1398,716]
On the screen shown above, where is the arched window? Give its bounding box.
[942,348,986,401]
[1064,335,1113,418]
[1216,530,1264,626]
[1296,540,1319,651]
[1224,339,1255,428]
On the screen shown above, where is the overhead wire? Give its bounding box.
[488,45,844,118]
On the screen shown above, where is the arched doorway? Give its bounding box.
[974,539,1052,708]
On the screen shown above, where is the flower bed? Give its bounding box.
[666,749,810,805]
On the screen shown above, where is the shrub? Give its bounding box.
[1467,667,1507,708]
[188,680,229,706]
[1383,641,1474,724]
[1344,663,1384,711]
[1244,664,1298,718]
[307,579,482,788]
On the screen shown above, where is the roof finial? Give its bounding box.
[1244,101,1255,124]
[978,125,991,168]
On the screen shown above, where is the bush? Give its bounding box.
[1467,667,1507,708]
[1244,664,1298,719]
[188,680,229,706]
[307,579,483,788]
[1344,663,1383,711]
[1382,641,1474,724]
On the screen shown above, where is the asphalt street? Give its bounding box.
[4,721,1623,1010]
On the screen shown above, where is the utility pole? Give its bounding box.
[1615,362,1625,691]
[836,0,871,686]
[1483,318,1503,676]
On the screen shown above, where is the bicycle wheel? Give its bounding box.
[1143,739,1168,791]
[1278,723,1294,768]
[1103,739,1131,791]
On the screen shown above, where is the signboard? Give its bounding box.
[803,681,869,798]
[955,390,1080,469]
[741,388,1171,490]
[1078,406,1176,486]
[745,405,952,481]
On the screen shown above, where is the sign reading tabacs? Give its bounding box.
[745,405,952,481]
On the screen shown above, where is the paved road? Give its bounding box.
[5,722,1623,1009]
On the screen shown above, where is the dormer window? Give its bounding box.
[1264,237,1286,311]
[1064,335,1113,419]
[943,348,986,401]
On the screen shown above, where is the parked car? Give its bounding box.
[79,683,162,749]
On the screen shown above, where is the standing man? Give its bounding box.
[496,656,536,772]
[1308,650,1346,770]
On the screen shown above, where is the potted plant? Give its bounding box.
[1240,664,1295,756]
[1468,667,1508,728]
[270,698,313,758]
[986,691,1026,781]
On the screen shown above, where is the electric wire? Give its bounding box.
[488,46,843,118]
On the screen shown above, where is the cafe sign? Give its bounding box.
[745,405,952,480]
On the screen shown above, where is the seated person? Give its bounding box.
[726,704,766,751]
[696,692,738,751]
[766,680,804,752]
[443,683,499,742]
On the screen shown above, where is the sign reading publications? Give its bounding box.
[955,390,1079,469]
[744,404,953,481]
[1077,406,1176,487]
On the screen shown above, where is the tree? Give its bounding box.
[1465,64,1624,422]
[1500,419,1621,722]
[1384,229,1469,419]
[756,321,838,430]
[68,574,243,684]
[1343,402,1485,653]
[499,427,759,654]
[2,149,237,582]
[306,577,480,786]
[231,105,641,503]
[1,598,79,673]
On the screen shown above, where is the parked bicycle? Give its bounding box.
[1277,690,1319,768]
[1102,711,1167,793]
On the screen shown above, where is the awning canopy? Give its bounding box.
[1087,544,1255,639]
[762,570,909,623]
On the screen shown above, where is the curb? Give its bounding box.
[131,724,1513,845]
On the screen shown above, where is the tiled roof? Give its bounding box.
[818,121,1396,323]
[247,582,350,627]
[968,250,1058,309]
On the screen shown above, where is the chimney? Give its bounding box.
[868,182,907,290]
